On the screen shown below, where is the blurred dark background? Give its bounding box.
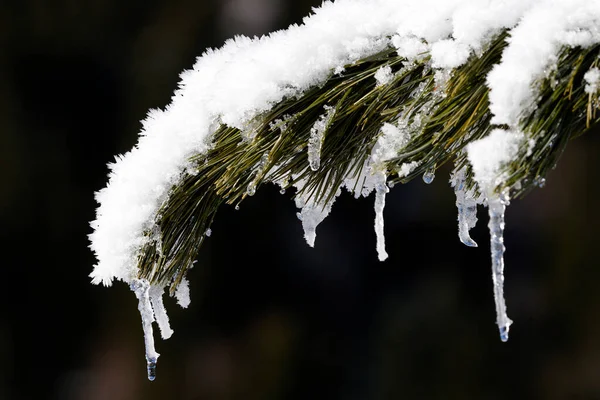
[2,1,600,399]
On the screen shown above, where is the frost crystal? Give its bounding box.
[584,67,600,95]
[466,129,523,189]
[308,105,335,171]
[397,161,419,178]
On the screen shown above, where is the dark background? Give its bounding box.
[2,1,600,399]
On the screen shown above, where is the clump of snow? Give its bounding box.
[584,67,600,95]
[375,65,394,86]
[372,123,410,166]
[487,0,600,126]
[466,129,524,190]
[392,35,429,61]
[174,277,191,309]
[397,161,420,178]
[431,39,471,69]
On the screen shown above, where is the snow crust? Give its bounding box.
[585,67,600,95]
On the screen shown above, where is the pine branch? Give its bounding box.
[139,33,599,293]
[89,0,600,379]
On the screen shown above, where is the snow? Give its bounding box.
[374,65,394,86]
[486,0,600,126]
[585,67,600,95]
[174,277,191,309]
[466,129,524,191]
[397,161,419,178]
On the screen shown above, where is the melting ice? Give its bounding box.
[308,105,335,171]
[450,167,479,247]
[487,191,513,341]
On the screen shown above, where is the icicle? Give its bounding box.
[308,105,335,171]
[149,284,174,340]
[422,167,435,184]
[296,202,332,247]
[451,168,479,247]
[487,191,513,342]
[294,177,339,247]
[130,279,159,381]
[246,152,269,196]
[374,177,389,261]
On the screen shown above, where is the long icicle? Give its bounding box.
[131,279,159,380]
[486,192,512,342]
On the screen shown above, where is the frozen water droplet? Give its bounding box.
[280,188,286,194]
[235,205,240,211]
[534,176,546,188]
[423,168,435,184]
[246,182,257,196]
[147,357,157,381]
[205,228,212,237]
[499,324,511,342]
[487,192,512,343]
